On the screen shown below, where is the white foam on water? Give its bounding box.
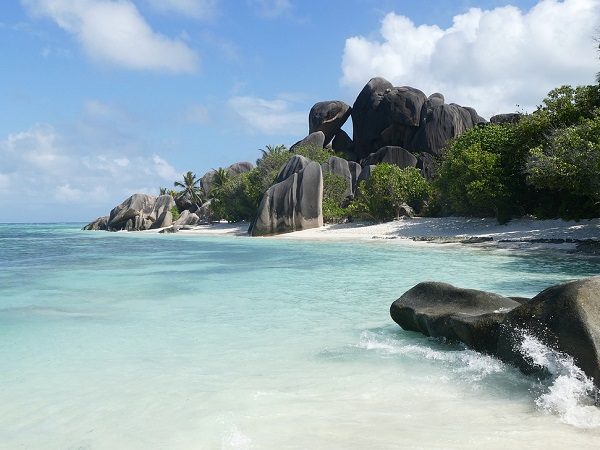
[222,425,252,450]
[517,330,600,428]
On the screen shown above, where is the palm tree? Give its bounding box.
[174,171,204,207]
[209,167,230,199]
[159,187,168,195]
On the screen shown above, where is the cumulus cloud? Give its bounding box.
[228,95,306,135]
[0,122,181,221]
[341,0,600,118]
[145,0,218,19]
[21,0,199,73]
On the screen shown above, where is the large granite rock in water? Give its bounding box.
[250,157,323,236]
[391,277,600,387]
[391,282,521,353]
[84,194,175,231]
[309,101,351,146]
[497,276,600,382]
[82,216,108,231]
[85,193,175,231]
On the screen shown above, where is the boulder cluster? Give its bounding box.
[84,76,492,234]
[391,276,600,390]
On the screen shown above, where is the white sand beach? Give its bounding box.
[175,217,600,254]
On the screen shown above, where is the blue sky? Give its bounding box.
[1,0,598,223]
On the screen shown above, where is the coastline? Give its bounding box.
[170,216,600,255]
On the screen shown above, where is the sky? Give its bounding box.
[1,0,599,223]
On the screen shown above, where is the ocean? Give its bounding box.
[1,223,600,449]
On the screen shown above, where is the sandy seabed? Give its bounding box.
[170,216,600,254]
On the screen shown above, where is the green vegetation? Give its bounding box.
[349,164,431,222]
[174,171,204,208]
[322,172,349,223]
[170,77,600,227]
[435,83,600,222]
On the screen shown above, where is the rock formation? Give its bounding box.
[391,277,600,388]
[290,131,325,153]
[250,155,323,236]
[309,101,351,146]
[321,156,353,199]
[362,146,417,169]
[83,193,175,231]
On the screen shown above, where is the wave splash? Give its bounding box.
[517,330,600,429]
[359,328,600,429]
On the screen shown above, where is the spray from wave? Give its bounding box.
[517,330,600,428]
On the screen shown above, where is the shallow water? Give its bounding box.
[1,223,600,449]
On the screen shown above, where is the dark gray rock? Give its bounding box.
[390,282,521,353]
[379,86,427,149]
[250,161,323,236]
[290,131,326,153]
[496,276,600,383]
[105,193,175,231]
[321,156,353,199]
[351,77,394,160]
[354,164,376,197]
[411,104,469,156]
[363,146,417,169]
[82,216,108,231]
[490,113,522,124]
[464,106,487,126]
[348,161,362,193]
[417,152,436,180]
[332,129,355,160]
[309,101,351,146]
[275,155,312,184]
[174,209,201,227]
[383,86,427,127]
[175,191,197,213]
[391,277,600,388]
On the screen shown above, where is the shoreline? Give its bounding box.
[170,217,600,255]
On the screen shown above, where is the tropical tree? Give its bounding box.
[209,167,231,198]
[349,164,431,221]
[174,171,204,208]
[434,124,523,223]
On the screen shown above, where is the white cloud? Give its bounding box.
[146,0,218,20]
[152,155,180,181]
[228,95,307,135]
[0,123,181,221]
[341,0,600,118]
[22,0,199,73]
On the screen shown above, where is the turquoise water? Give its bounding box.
[1,223,600,449]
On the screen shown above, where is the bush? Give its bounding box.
[434,124,524,223]
[349,164,431,222]
[322,172,349,223]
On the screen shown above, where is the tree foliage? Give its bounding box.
[322,172,349,223]
[434,124,523,223]
[349,164,430,222]
[174,171,204,207]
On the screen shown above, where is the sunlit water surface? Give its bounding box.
[1,223,600,449]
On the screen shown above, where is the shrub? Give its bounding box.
[349,164,431,222]
[322,172,349,223]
